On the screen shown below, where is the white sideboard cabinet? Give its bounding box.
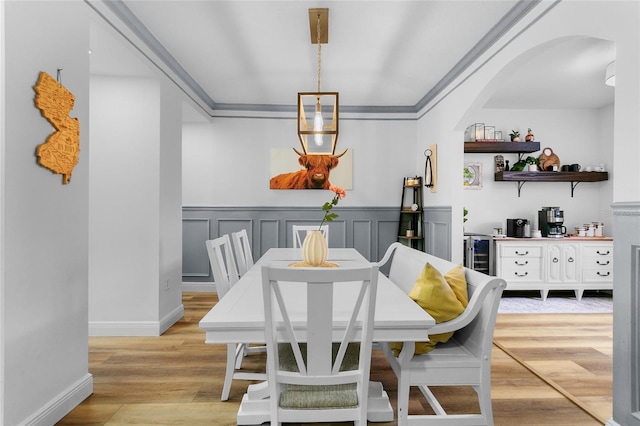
[495,238,613,300]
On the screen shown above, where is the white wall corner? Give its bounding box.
[20,373,92,426]
[159,303,184,335]
[89,303,185,336]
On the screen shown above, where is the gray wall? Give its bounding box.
[182,205,451,283]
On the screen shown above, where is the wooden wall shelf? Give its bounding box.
[495,171,608,182]
[464,141,540,154]
[495,171,608,197]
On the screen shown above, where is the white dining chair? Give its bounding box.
[292,224,328,248]
[231,229,254,277]
[206,234,240,299]
[260,264,378,425]
[205,235,266,401]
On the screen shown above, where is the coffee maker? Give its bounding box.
[507,218,530,238]
[539,207,566,238]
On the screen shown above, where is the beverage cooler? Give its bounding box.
[463,233,495,276]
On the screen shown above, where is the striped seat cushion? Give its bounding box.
[277,342,360,409]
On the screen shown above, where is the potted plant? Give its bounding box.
[525,156,539,171]
[510,130,521,142]
[463,207,468,232]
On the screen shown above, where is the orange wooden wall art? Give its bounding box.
[34,71,80,184]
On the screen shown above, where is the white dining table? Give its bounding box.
[199,247,435,425]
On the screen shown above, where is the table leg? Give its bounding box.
[367,381,394,422]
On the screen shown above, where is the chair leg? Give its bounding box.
[475,383,494,425]
[396,370,410,426]
[234,343,246,369]
[221,343,236,401]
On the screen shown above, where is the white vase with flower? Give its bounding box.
[301,185,346,266]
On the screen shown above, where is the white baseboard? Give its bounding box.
[606,418,621,426]
[89,320,163,336]
[182,281,216,292]
[89,304,184,336]
[160,303,184,335]
[21,373,93,426]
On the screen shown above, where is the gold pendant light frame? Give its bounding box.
[297,8,339,155]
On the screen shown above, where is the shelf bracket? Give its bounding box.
[570,181,580,197]
[517,181,525,197]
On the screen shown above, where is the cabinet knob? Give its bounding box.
[597,271,611,277]
[552,257,559,263]
[597,260,610,266]
[514,260,528,266]
[596,250,610,256]
[515,251,529,256]
[514,272,528,277]
[568,257,574,263]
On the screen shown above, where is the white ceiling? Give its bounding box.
[485,36,615,109]
[89,0,615,114]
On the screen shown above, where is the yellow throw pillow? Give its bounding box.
[390,262,468,356]
[408,263,466,321]
[445,264,469,308]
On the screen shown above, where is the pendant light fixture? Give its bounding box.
[298,8,339,155]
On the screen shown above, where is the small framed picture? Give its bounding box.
[463,162,482,189]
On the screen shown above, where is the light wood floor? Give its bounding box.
[57,292,612,425]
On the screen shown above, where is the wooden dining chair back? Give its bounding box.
[261,264,379,425]
[378,244,507,425]
[232,229,254,277]
[206,235,266,400]
[292,225,328,248]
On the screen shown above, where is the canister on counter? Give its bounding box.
[593,222,604,237]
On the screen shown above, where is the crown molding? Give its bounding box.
[96,0,539,118]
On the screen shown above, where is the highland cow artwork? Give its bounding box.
[270,148,353,190]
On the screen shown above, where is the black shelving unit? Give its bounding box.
[397,176,424,251]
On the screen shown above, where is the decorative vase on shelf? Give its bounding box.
[301,230,328,266]
[525,128,535,141]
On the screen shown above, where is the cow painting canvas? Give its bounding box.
[270,148,353,190]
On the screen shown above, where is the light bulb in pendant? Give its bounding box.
[313,99,324,146]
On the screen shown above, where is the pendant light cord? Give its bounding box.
[317,12,321,92]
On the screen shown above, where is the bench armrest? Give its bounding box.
[375,242,403,269]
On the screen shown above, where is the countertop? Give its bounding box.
[494,236,612,241]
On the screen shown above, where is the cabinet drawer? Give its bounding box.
[500,259,543,281]
[582,246,612,257]
[500,246,543,258]
[582,269,613,282]
[583,256,612,268]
